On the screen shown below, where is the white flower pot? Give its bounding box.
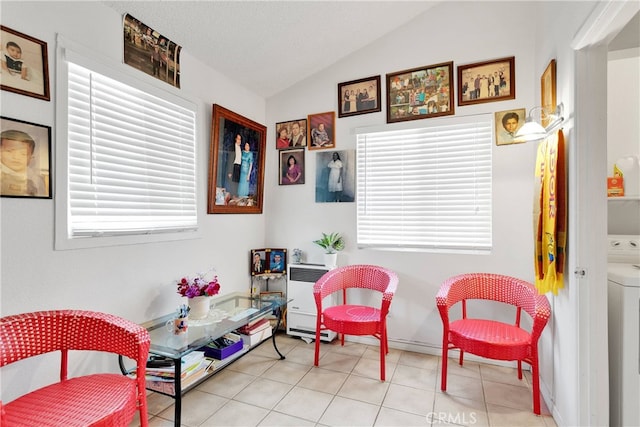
[324,253,338,269]
[188,296,211,319]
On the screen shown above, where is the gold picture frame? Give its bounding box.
[541,59,557,127]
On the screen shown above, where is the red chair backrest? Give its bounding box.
[0,310,150,367]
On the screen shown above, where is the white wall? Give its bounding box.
[0,1,267,402]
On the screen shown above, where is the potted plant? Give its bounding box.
[313,232,345,268]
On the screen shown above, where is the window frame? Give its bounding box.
[55,38,200,250]
[355,114,493,253]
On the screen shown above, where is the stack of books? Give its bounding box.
[237,316,272,347]
[144,351,212,395]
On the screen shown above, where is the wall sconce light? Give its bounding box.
[514,103,564,143]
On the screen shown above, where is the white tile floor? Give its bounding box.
[131,333,557,427]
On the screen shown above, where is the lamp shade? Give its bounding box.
[514,120,547,143]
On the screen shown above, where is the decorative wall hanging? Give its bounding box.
[208,104,266,214]
[1,116,52,198]
[123,14,182,88]
[457,56,515,106]
[495,108,526,146]
[386,62,454,123]
[540,59,557,127]
[308,111,335,150]
[279,148,305,186]
[275,118,307,149]
[338,75,381,118]
[0,25,50,101]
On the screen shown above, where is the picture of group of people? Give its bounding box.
[250,248,287,276]
[458,57,514,106]
[387,63,453,122]
[123,14,182,88]
[337,75,381,118]
[461,68,509,102]
[0,117,51,198]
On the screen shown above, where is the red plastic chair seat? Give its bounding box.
[323,305,381,336]
[449,319,531,361]
[2,374,137,427]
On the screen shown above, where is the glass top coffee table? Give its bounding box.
[120,292,289,427]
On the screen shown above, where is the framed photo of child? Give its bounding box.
[0,25,50,101]
[495,108,526,146]
[1,116,52,198]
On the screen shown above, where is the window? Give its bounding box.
[356,115,492,252]
[56,47,197,249]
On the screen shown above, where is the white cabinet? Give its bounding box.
[286,264,337,342]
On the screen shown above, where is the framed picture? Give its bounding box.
[315,149,355,203]
[0,26,50,101]
[308,111,335,150]
[1,116,52,198]
[338,75,381,118]
[495,108,526,146]
[123,14,182,88]
[279,148,305,185]
[541,59,557,127]
[275,118,307,149]
[457,56,515,106]
[386,62,454,124]
[250,248,287,275]
[208,104,266,214]
[250,249,267,276]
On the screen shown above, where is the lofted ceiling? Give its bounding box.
[102,1,439,98]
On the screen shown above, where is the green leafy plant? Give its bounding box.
[313,232,345,254]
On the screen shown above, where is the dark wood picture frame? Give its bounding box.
[275,118,307,149]
[1,116,52,198]
[386,62,454,123]
[541,59,557,128]
[308,111,335,150]
[279,148,305,186]
[0,25,50,101]
[208,104,266,214]
[338,75,381,118]
[457,56,515,106]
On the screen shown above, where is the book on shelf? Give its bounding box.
[145,351,205,379]
[236,317,271,335]
[143,357,215,395]
[239,323,272,347]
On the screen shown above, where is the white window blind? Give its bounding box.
[67,61,197,237]
[356,115,492,251]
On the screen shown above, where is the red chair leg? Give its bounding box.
[532,358,541,415]
[517,360,523,380]
[380,325,386,381]
[314,317,322,366]
[459,349,464,366]
[441,340,449,391]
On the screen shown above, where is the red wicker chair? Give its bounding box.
[436,273,551,415]
[313,265,398,381]
[0,310,151,427]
